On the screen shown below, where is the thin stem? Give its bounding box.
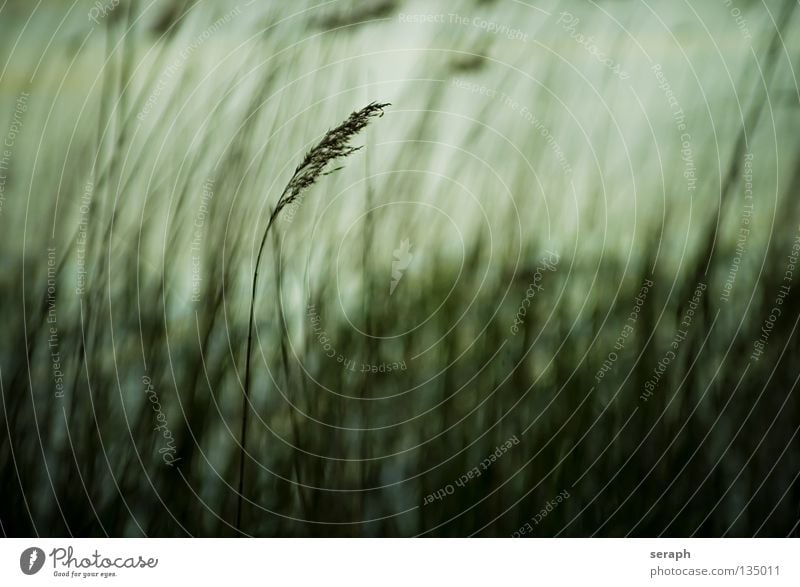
[236,206,280,533]
[233,101,389,532]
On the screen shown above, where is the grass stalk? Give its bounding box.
[235,102,390,531]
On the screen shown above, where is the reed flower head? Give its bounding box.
[275,101,390,215]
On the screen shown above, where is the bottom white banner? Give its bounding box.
[1,539,796,585]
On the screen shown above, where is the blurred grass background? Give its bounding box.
[1,0,799,536]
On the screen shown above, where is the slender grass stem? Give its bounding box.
[235,102,389,532]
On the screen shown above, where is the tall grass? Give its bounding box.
[0,0,798,537]
[237,101,389,530]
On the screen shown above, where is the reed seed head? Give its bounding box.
[275,101,390,215]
